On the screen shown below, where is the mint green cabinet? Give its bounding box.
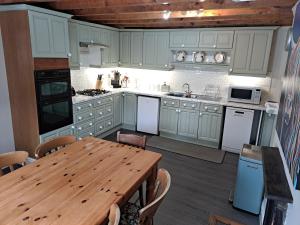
[120,32,131,65]
[159,107,179,135]
[68,22,80,69]
[78,24,91,42]
[101,29,111,66]
[177,109,199,138]
[29,11,70,58]
[259,113,276,146]
[198,112,222,143]
[143,32,170,69]
[110,31,120,65]
[199,31,234,48]
[113,93,123,127]
[170,31,199,48]
[123,93,137,129]
[230,30,273,75]
[131,32,143,67]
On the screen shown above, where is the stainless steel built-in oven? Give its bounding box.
[35,69,73,134]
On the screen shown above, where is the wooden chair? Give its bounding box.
[121,169,171,225]
[117,131,147,149]
[35,135,76,159]
[0,151,28,177]
[108,203,121,225]
[117,131,147,207]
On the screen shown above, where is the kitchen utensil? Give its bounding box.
[195,51,205,63]
[176,51,186,62]
[95,74,103,90]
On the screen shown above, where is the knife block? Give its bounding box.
[95,80,102,90]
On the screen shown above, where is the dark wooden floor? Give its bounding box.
[103,129,259,225]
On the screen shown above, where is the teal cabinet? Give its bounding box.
[143,31,170,69]
[198,112,222,143]
[78,24,91,42]
[68,22,80,69]
[199,30,234,48]
[101,29,111,66]
[120,32,131,65]
[113,93,123,127]
[177,109,199,138]
[230,30,273,76]
[159,107,179,135]
[29,11,70,58]
[110,31,120,66]
[130,32,143,67]
[170,31,199,48]
[123,93,137,129]
[259,113,276,146]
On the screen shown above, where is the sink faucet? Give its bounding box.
[182,83,192,97]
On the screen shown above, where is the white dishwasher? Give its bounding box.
[222,107,254,153]
[137,96,160,135]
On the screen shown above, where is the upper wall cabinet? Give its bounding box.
[120,32,131,65]
[143,31,170,69]
[130,32,143,67]
[110,31,120,66]
[28,11,70,58]
[68,22,80,69]
[199,31,234,49]
[230,29,274,76]
[170,31,199,48]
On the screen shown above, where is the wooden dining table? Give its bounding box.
[0,137,162,225]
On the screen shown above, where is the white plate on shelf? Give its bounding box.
[194,51,205,63]
[214,52,226,64]
[176,51,186,62]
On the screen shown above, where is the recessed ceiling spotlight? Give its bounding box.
[163,10,171,20]
[199,0,206,2]
[232,0,255,2]
[162,2,169,5]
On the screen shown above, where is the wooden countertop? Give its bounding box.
[0,137,162,225]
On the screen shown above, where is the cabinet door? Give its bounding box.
[123,94,137,127]
[101,29,111,66]
[199,31,217,48]
[29,12,52,57]
[68,22,80,69]
[216,31,234,48]
[259,113,275,146]
[230,31,253,74]
[78,24,91,42]
[156,32,170,68]
[170,31,199,48]
[198,112,222,143]
[248,30,273,75]
[113,93,123,126]
[143,32,157,67]
[110,31,120,65]
[131,32,143,66]
[51,17,69,58]
[177,109,199,138]
[120,32,131,65]
[159,107,178,135]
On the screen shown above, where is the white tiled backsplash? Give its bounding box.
[71,67,271,98]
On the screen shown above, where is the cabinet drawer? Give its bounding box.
[74,110,94,123]
[201,103,222,114]
[73,101,93,113]
[58,126,74,136]
[180,101,199,110]
[93,96,113,107]
[95,120,106,134]
[161,98,180,108]
[105,117,113,130]
[77,131,94,140]
[75,119,94,135]
[95,104,113,121]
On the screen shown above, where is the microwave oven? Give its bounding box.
[228,86,261,105]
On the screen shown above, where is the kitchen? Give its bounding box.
[0,1,299,225]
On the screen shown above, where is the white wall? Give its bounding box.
[0,28,15,152]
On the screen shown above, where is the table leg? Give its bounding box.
[146,164,158,204]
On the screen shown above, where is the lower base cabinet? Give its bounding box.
[159,107,179,134]
[198,112,222,143]
[123,93,137,129]
[177,109,199,138]
[40,125,74,143]
[113,93,123,127]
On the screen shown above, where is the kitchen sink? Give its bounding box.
[166,92,186,97]
[166,92,222,102]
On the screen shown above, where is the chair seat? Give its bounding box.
[120,202,141,225]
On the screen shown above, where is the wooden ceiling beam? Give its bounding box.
[77,8,289,21]
[48,0,297,10]
[72,0,296,16]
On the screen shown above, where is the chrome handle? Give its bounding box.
[77,106,81,110]
[78,116,82,120]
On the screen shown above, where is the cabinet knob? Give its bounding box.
[97,101,101,104]
[204,106,208,110]
[183,103,186,106]
[89,133,93,136]
[78,127,82,130]
[89,113,93,116]
[77,106,81,110]
[122,94,125,97]
[99,126,103,129]
[67,53,72,57]
[192,104,195,108]
[164,64,168,67]
[181,44,185,47]
[178,109,181,113]
[89,103,92,107]
[214,107,218,111]
[91,40,94,43]
[163,101,167,105]
[71,126,75,129]
[78,116,82,120]
[99,112,103,115]
[108,122,112,125]
[199,112,202,116]
[78,137,82,141]
[110,97,113,101]
[213,45,216,48]
[171,102,175,105]
[229,68,233,72]
[139,63,142,66]
[89,123,93,126]
[108,109,111,112]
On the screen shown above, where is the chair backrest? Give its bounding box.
[35,135,76,159]
[108,203,120,225]
[0,151,28,176]
[117,131,147,149]
[138,169,171,225]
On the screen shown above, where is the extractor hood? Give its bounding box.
[79,42,109,68]
[79,41,108,48]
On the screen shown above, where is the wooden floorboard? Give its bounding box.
[103,129,259,225]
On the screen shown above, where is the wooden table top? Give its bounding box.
[0,137,162,225]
